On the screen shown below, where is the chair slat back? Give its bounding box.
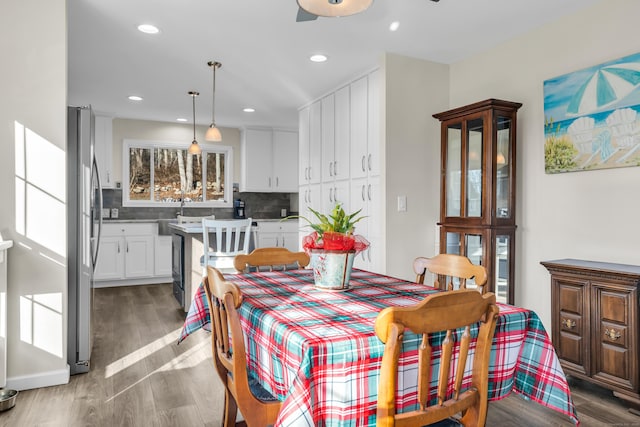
[202,218,253,259]
[413,254,488,294]
[234,247,310,273]
[375,290,499,427]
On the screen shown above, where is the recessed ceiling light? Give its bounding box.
[137,24,160,34]
[243,108,255,113]
[128,95,143,101]
[310,54,328,63]
[389,21,400,32]
[176,118,188,122]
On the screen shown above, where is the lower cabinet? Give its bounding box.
[542,259,640,408]
[95,222,170,285]
[256,220,300,252]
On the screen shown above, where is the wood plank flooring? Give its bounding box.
[1,283,639,426]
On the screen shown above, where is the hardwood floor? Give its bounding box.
[1,284,639,426]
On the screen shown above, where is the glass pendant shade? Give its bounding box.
[205,125,222,142]
[188,91,201,155]
[206,61,222,142]
[188,140,201,155]
[297,0,373,17]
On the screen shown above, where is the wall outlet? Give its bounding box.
[110,208,119,219]
[101,208,110,219]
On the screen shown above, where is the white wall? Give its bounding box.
[448,0,640,328]
[1,0,69,389]
[111,119,241,184]
[383,54,449,281]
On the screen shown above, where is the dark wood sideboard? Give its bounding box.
[541,259,640,412]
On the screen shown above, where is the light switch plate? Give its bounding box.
[397,195,407,212]
[110,208,119,219]
[101,208,110,219]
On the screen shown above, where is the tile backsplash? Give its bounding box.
[101,189,298,221]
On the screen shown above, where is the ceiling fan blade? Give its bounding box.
[296,6,318,22]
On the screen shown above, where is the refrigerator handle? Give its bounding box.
[91,157,103,271]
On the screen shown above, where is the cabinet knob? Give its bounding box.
[604,328,621,341]
[561,318,576,329]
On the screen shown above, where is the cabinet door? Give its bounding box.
[299,107,310,184]
[367,69,381,177]
[124,235,155,278]
[592,281,637,391]
[154,235,172,277]
[321,94,335,183]
[334,85,350,181]
[94,236,124,280]
[308,101,322,184]
[350,76,368,179]
[94,115,113,188]
[273,130,298,192]
[552,276,589,376]
[242,128,273,191]
[258,232,280,248]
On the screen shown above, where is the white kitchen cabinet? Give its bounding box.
[256,221,300,252]
[299,102,322,186]
[241,128,298,192]
[298,183,321,248]
[350,70,381,180]
[95,222,166,285]
[154,235,172,277]
[321,179,350,217]
[94,114,114,188]
[322,86,350,182]
[350,175,382,273]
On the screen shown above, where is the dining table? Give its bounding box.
[179,268,579,426]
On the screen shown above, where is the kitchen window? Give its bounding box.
[123,139,232,207]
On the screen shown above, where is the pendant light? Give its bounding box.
[187,91,202,155]
[297,0,373,17]
[205,61,222,142]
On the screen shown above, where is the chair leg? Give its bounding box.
[222,389,238,427]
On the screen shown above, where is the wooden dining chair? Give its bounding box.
[413,254,488,294]
[202,218,253,273]
[233,247,310,273]
[204,266,282,427]
[375,289,499,427]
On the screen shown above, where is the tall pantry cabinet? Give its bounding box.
[298,68,383,273]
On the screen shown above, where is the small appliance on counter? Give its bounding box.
[234,199,246,219]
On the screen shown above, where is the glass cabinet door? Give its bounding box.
[466,118,483,218]
[443,230,484,292]
[496,116,513,219]
[445,124,462,217]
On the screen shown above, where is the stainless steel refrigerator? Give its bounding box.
[67,106,103,375]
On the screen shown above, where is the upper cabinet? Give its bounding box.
[241,128,298,192]
[433,99,522,304]
[94,114,114,188]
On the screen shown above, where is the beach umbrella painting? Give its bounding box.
[567,62,640,115]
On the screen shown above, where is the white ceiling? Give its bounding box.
[67,0,599,130]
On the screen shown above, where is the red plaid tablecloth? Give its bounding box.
[179,269,579,426]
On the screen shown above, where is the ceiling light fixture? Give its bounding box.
[389,21,400,32]
[188,91,202,155]
[128,95,143,101]
[205,61,222,142]
[310,54,328,63]
[176,118,188,122]
[297,0,373,17]
[243,108,255,113]
[137,24,159,34]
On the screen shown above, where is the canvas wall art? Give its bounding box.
[543,51,640,173]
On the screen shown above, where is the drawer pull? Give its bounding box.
[561,318,576,329]
[604,328,621,341]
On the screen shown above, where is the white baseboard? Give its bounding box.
[93,276,172,288]
[6,366,70,391]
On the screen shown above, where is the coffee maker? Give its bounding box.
[233,199,246,219]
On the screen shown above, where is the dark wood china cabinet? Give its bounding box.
[433,99,522,304]
[542,259,640,411]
